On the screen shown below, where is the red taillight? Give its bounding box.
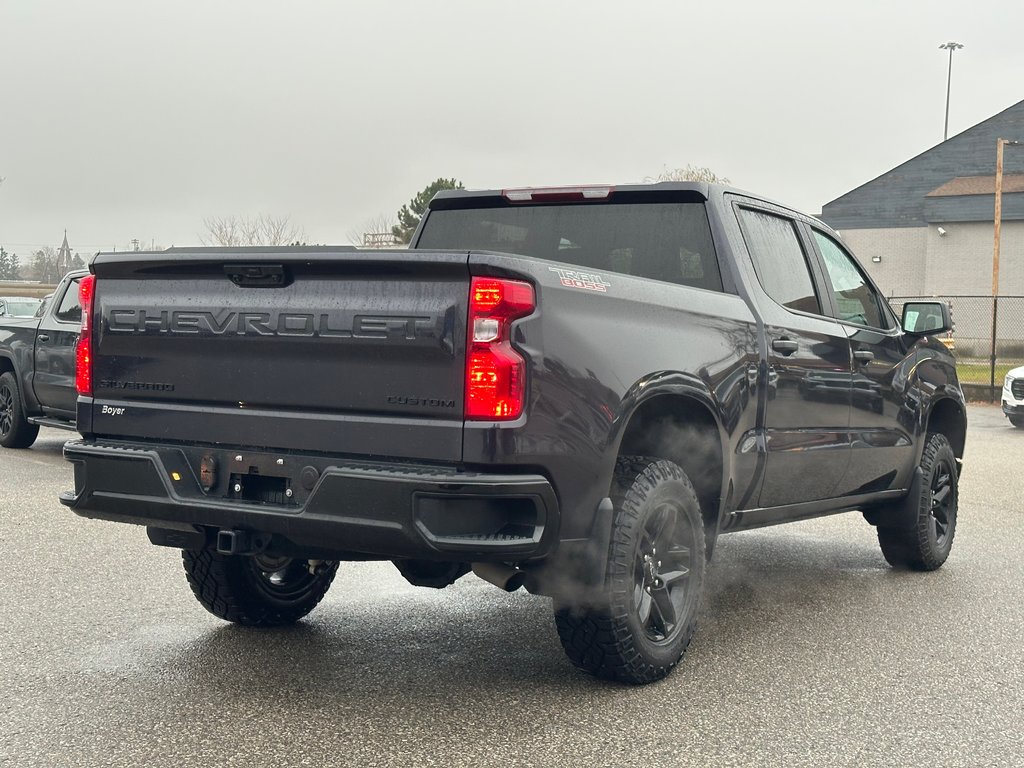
[466,277,535,420]
[75,274,96,395]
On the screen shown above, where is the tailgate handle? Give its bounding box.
[224,264,290,288]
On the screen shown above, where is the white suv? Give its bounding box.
[1002,366,1024,427]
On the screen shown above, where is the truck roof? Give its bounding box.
[429,182,828,231]
[431,181,711,205]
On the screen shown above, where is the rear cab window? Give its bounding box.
[54,277,83,324]
[416,194,724,292]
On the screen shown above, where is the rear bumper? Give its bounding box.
[60,439,559,562]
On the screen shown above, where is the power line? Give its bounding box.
[0,243,117,248]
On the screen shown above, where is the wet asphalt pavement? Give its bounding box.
[1,404,1022,767]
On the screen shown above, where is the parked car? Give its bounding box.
[1001,366,1024,427]
[0,271,89,447]
[0,296,42,318]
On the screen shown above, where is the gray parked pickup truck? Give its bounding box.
[0,269,88,447]
[60,184,965,684]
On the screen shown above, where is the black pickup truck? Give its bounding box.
[60,184,965,684]
[0,269,89,448]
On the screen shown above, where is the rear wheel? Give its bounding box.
[0,372,40,449]
[182,549,338,626]
[877,432,958,571]
[554,456,706,685]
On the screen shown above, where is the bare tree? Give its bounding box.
[348,213,399,248]
[27,247,60,283]
[200,214,306,246]
[644,165,730,184]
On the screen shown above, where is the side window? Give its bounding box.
[812,231,890,329]
[738,208,821,315]
[54,278,82,323]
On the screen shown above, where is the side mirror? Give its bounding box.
[902,301,953,335]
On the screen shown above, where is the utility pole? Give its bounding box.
[939,42,964,141]
[990,138,1021,396]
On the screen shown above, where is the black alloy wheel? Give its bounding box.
[554,456,706,685]
[632,500,697,644]
[183,548,339,626]
[927,453,955,549]
[877,432,958,571]
[248,553,327,601]
[0,379,14,436]
[0,372,40,449]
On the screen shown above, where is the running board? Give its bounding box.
[28,416,77,431]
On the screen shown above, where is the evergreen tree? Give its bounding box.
[392,178,464,244]
[0,248,19,280]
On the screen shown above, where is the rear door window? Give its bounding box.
[737,208,822,315]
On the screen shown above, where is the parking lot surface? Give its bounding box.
[1,404,1022,767]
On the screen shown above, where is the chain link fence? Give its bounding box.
[889,295,1024,397]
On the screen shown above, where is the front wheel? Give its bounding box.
[182,549,338,626]
[876,432,958,571]
[554,456,706,685]
[1008,415,1024,429]
[0,371,40,449]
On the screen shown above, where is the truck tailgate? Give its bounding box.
[86,250,469,462]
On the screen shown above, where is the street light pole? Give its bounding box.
[991,138,1021,396]
[939,42,964,141]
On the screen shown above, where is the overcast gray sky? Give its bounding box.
[1,0,1022,256]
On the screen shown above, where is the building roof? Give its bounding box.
[821,99,1024,229]
[926,174,1024,197]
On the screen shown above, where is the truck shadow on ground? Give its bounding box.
[117,525,911,705]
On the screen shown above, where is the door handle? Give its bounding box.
[853,350,874,364]
[37,334,50,342]
[771,338,799,356]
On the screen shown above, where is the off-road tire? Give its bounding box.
[877,432,958,571]
[0,371,40,449]
[182,549,338,626]
[554,456,706,685]
[1008,415,1024,429]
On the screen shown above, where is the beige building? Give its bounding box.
[822,100,1024,356]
